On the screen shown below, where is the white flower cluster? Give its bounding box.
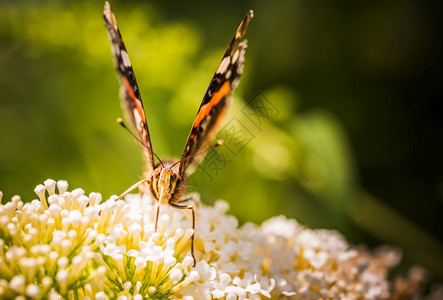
[0,180,106,299]
[179,204,401,299]
[0,179,414,299]
[0,180,199,299]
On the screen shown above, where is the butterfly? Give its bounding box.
[103,1,252,265]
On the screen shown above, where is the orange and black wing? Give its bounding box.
[103,1,154,174]
[179,10,253,177]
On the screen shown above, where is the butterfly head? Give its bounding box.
[150,163,181,204]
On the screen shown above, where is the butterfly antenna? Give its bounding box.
[170,139,224,169]
[117,118,165,167]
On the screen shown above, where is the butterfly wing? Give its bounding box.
[103,1,155,174]
[179,10,253,177]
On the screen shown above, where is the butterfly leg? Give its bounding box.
[155,201,161,232]
[114,178,149,201]
[169,194,197,267]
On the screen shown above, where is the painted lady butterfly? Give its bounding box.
[103,1,252,265]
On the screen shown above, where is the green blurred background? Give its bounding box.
[1,0,442,279]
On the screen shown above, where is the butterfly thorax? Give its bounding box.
[149,162,184,205]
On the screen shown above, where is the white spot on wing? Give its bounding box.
[133,108,143,130]
[232,49,240,64]
[217,56,231,74]
[226,69,232,79]
[121,50,131,68]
